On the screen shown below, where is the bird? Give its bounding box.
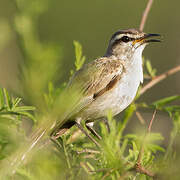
[52,28,160,146]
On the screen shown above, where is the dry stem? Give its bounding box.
[139,0,154,31]
[140,65,180,95]
[77,148,100,154]
[135,110,157,177]
[135,111,145,125]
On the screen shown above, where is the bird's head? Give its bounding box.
[105,29,161,60]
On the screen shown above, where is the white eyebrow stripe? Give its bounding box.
[116,34,124,40]
[114,34,140,41]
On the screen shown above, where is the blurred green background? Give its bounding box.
[0,0,179,139]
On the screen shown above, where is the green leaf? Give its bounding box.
[73,40,86,71]
[0,88,5,108]
[152,95,180,108]
[13,106,36,112]
[17,111,36,122]
[146,60,156,77]
[147,144,165,153]
[146,133,164,142]
[164,105,180,115]
[3,88,12,109]
[124,134,138,140]
[12,98,22,108]
[120,138,128,155]
[0,111,20,116]
[0,88,36,122]
[146,60,152,73]
[132,141,138,151]
[119,103,136,135]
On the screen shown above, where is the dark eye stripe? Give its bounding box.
[112,36,134,46]
[121,36,135,42]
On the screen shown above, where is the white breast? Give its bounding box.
[109,45,144,115]
[77,46,144,120]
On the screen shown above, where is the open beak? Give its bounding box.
[143,33,161,43]
[133,33,161,45]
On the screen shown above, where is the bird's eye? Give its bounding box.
[121,36,130,42]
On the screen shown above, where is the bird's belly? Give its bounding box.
[79,69,141,120]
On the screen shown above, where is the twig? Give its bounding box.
[89,168,112,173]
[83,154,96,159]
[136,110,156,163]
[135,111,145,125]
[118,172,132,180]
[135,163,154,177]
[77,148,100,154]
[140,65,180,95]
[80,162,95,174]
[139,0,154,31]
[102,169,115,180]
[135,110,157,177]
[62,138,71,169]
[143,74,152,80]
[147,109,156,133]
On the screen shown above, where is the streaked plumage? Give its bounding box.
[53,29,160,136]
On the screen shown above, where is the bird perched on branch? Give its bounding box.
[52,28,160,146]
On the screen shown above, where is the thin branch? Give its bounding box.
[77,148,100,154]
[137,110,156,164]
[102,169,115,180]
[135,163,154,177]
[9,127,48,175]
[80,162,95,174]
[135,111,145,125]
[139,0,154,31]
[135,110,157,177]
[140,65,180,95]
[62,138,71,169]
[147,109,156,133]
[89,168,112,173]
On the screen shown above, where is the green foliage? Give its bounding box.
[0,88,35,123]
[145,59,157,78]
[151,95,180,116]
[152,95,180,108]
[44,82,66,109]
[73,40,86,71]
[0,87,36,165]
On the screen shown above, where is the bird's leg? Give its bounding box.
[85,121,102,140]
[51,121,76,139]
[75,119,101,148]
[50,128,69,149]
[51,128,69,139]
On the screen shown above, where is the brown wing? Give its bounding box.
[81,58,124,97]
[53,57,124,132]
[93,74,121,99]
[65,57,124,117]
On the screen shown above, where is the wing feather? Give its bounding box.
[66,57,124,118]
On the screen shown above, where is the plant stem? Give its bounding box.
[135,110,157,177]
[139,0,154,31]
[140,65,180,95]
[62,137,71,169]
